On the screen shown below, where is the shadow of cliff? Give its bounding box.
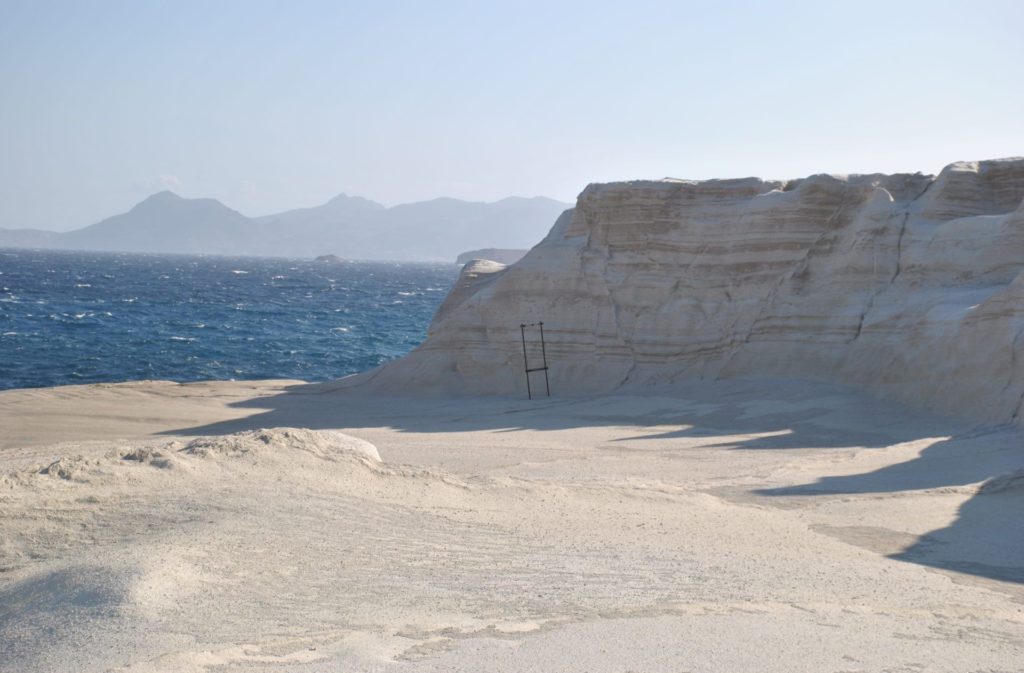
[891,481,1024,586]
[161,377,953,449]
[755,427,1024,586]
[614,406,911,450]
[756,427,1020,495]
[159,377,1024,588]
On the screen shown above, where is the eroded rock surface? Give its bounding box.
[371,158,1024,424]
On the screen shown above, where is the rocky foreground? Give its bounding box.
[1,380,1022,672]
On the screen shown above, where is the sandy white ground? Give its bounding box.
[1,378,1022,672]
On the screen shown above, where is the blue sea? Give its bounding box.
[0,249,458,390]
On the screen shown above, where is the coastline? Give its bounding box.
[2,377,1023,671]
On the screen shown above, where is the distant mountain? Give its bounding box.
[0,191,571,262]
[0,227,58,248]
[60,192,253,256]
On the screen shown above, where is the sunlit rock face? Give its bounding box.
[371,158,1024,424]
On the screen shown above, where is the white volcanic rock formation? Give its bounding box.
[366,158,1024,425]
[455,248,529,265]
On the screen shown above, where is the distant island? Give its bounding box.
[455,248,528,265]
[314,254,344,263]
[0,191,571,263]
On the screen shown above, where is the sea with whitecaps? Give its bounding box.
[0,248,457,390]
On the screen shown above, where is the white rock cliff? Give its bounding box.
[368,158,1024,425]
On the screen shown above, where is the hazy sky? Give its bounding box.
[1,0,1022,231]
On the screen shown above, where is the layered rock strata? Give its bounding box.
[367,158,1024,425]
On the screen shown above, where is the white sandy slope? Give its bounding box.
[1,378,1023,672]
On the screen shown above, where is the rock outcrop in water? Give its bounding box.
[455,248,529,265]
[314,254,345,263]
[368,158,1024,425]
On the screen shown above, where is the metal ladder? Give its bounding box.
[519,321,550,399]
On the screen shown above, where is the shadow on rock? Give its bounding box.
[161,376,1024,587]
[757,430,1024,586]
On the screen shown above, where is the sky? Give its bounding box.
[1,0,1022,231]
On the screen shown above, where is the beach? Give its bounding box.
[2,377,1022,672]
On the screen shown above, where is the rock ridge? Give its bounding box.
[368,158,1024,425]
